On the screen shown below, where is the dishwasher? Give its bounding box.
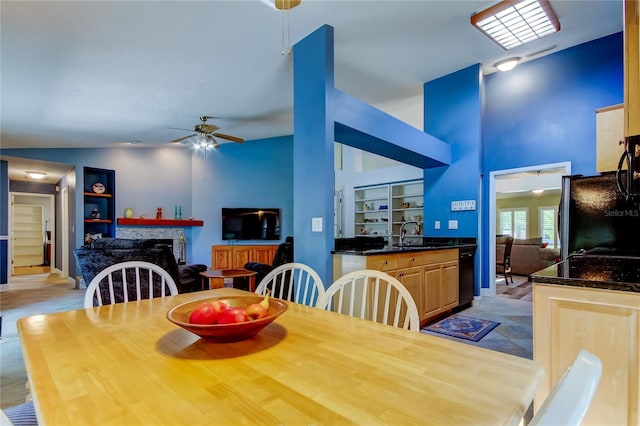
[456,245,476,310]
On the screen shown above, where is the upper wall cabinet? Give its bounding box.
[83,167,115,243]
[596,104,625,172]
[625,0,640,137]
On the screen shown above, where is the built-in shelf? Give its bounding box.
[83,192,113,198]
[84,219,113,224]
[117,218,204,227]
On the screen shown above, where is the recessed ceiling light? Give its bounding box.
[471,0,560,50]
[26,171,47,180]
[495,57,521,72]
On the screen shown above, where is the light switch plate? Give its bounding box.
[448,220,458,230]
[434,220,440,229]
[312,217,323,232]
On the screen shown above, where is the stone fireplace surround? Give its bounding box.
[116,227,186,264]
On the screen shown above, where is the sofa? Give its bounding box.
[497,236,560,276]
[74,238,207,294]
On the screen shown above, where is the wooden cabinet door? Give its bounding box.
[253,246,276,265]
[441,261,459,310]
[625,0,640,136]
[396,266,423,326]
[534,283,640,425]
[596,105,625,172]
[212,246,232,270]
[232,246,252,269]
[422,263,443,321]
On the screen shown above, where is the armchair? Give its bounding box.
[74,238,207,294]
[244,236,293,284]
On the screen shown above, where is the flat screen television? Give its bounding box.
[222,208,281,241]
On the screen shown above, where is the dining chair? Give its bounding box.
[84,261,178,308]
[1,400,37,426]
[317,269,420,332]
[496,235,514,284]
[529,349,602,426]
[254,262,325,307]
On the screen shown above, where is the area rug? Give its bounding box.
[422,314,501,342]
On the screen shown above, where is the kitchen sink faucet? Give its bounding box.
[399,221,420,247]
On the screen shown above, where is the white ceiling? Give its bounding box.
[1,0,623,181]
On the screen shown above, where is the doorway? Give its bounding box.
[486,161,571,297]
[10,192,55,277]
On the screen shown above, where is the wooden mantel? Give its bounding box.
[116,218,204,227]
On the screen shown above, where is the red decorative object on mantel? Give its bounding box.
[116,218,204,227]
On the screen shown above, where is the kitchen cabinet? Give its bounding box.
[12,204,44,267]
[354,180,423,243]
[533,282,640,425]
[595,104,625,172]
[83,167,115,243]
[211,245,278,270]
[624,0,640,137]
[333,248,458,326]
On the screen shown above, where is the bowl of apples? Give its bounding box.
[166,294,287,343]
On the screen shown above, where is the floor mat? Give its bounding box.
[422,314,501,342]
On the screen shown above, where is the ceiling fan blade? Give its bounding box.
[171,133,197,143]
[168,127,194,132]
[213,132,244,143]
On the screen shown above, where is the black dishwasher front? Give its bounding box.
[456,246,476,310]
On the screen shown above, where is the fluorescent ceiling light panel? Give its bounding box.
[471,0,560,50]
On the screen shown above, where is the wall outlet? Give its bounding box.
[448,220,458,230]
[434,220,440,229]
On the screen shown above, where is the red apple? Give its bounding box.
[188,302,219,325]
[246,303,268,320]
[217,307,249,324]
[210,300,228,313]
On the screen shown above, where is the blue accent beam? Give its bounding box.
[334,89,451,168]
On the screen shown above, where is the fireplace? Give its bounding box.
[116,227,187,264]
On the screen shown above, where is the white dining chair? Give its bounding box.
[254,262,325,307]
[529,349,602,426]
[317,269,420,332]
[84,261,178,308]
[1,400,37,426]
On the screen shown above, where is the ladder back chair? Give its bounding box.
[254,262,325,307]
[317,269,420,332]
[84,261,178,308]
[529,349,602,426]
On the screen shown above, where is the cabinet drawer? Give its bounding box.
[367,255,398,271]
[396,252,422,269]
[423,249,457,264]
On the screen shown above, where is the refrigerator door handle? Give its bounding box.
[616,149,629,200]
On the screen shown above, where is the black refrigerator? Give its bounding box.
[559,171,640,259]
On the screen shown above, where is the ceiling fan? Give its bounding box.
[171,116,244,149]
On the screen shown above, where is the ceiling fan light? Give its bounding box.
[26,171,47,180]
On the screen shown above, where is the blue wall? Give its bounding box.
[478,32,624,289]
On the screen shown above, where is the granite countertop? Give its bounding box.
[530,255,640,293]
[332,243,477,256]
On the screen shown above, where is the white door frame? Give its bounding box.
[9,192,55,276]
[61,186,69,278]
[484,161,571,297]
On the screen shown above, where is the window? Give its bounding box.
[539,206,559,248]
[498,208,528,239]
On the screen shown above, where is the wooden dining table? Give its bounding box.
[18,288,544,425]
